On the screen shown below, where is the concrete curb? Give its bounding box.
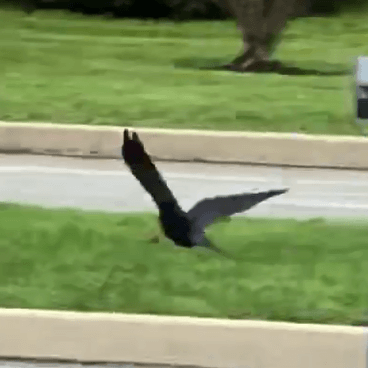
[0,308,366,368]
[1,121,368,169]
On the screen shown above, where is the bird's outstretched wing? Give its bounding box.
[122,129,179,210]
[187,189,288,230]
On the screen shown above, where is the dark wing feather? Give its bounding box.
[122,129,179,210]
[187,189,288,230]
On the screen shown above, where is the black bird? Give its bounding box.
[122,129,288,258]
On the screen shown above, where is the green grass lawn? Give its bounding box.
[1,202,368,325]
[0,8,367,135]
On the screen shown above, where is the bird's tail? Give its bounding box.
[200,238,235,261]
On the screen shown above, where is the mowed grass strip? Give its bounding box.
[1,202,368,325]
[0,8,367,135]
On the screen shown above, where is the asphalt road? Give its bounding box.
[0,154,368,220]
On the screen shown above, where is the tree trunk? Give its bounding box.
[215,0,298,71]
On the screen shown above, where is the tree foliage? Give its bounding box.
[8,0,367,20]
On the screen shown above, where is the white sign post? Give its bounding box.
[356,56,368,135]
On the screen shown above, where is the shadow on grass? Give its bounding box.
[174,57,350,76]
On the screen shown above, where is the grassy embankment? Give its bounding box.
[1,202,368,325]
[1,8,367,135]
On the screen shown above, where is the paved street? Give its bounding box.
[0,154,368,220]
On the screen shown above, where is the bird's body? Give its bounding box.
[122,129,288,258]
[158,203,194,248]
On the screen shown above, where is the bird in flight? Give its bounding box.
[122,129,288,259]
